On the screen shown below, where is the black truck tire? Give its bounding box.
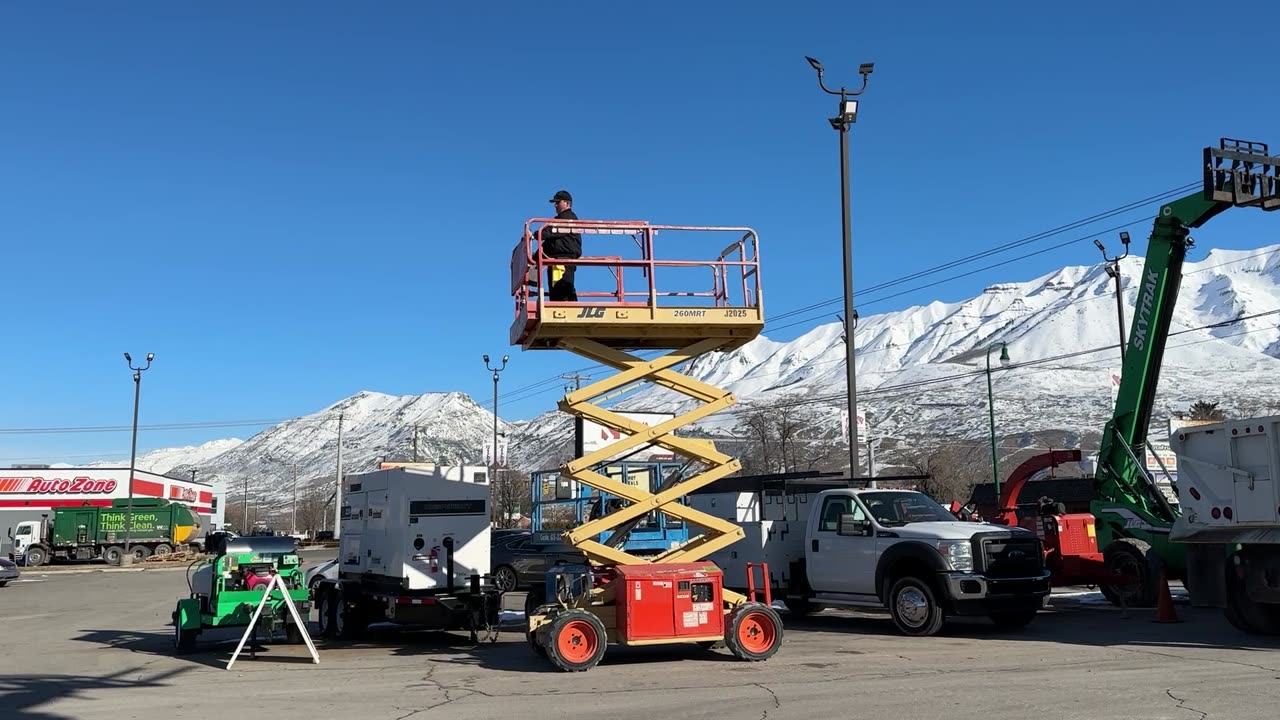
[153,543,173,557]
[887,575,945,636]
[1224,557,1280,636]
[102,546,124,565]
[24,545,48,566]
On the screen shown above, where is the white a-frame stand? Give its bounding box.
[226,571,319,670]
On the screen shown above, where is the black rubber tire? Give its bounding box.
[102,546,124,566]
[1100,538,1158,608]
[316,587,337,638]
[493,565,519,593]
[174,619,197,655]
[544,609,608,672]
[24,546,48,566]
[724,602,783,661]
[524,586,545,619]
[989,608,1039,630]
[285,619,306,644]
[1224,558,1280,636]
[131,546,151,562]
[887,576,945,637]
[153,543,173,557]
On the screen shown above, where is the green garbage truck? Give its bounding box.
[8,498,202,566]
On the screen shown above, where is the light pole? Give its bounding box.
[483,354,509,487]
[121,352,153,566]
[1094,231,1131,363]
[806,55,873,479]
[986,342,1010,500]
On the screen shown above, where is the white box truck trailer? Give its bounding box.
[1170,415,1280,634]
[311,467,502,640]
[690,476,1051,636]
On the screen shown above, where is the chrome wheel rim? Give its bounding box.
[896,587,929,627]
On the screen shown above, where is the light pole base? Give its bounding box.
[119,554,134,567]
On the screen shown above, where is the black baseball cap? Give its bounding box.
[550,190,572,203]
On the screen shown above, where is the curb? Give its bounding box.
[18,564,192,576]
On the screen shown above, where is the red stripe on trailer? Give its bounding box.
[0,499,114,508]
[132,478,165,497]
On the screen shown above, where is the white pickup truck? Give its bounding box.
[1170,415,1280,635]
[692,477,1051,636]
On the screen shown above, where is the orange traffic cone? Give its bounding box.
[1152,568,1182,624]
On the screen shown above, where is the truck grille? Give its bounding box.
[980,536,1043,578]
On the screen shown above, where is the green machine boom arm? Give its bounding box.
[1092,138,1279,583]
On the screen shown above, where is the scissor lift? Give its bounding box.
[512,217,783,671]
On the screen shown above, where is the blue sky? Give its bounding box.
[3,1,1278,463]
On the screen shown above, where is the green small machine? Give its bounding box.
[172,534,311,654]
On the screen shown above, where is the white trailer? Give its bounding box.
[1170,415,1280,634]
[311,467,502,640]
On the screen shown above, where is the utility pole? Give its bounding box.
[806,55,873,480]
[190,469,197,483]
[1094,232,1131,363]
[120,352,153,566]
[333,412,344,539]
[484,355,510,487]
[561,372,591,394]
[291,463,298,535]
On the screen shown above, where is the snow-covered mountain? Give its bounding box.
[64,438,246,476]
[77,242,1280,498]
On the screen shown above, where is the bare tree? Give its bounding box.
[294,482,331,535]
[733,398,843,475]
[897,443,988,504]
[491,468,531,528]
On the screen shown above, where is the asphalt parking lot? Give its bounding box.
[1,561,1278,720]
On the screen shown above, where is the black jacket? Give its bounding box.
[540,208,582,259]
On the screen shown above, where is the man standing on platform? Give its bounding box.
[539,190,581,301]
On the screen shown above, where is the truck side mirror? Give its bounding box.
[6,527,11,539]
[837,513,871,537]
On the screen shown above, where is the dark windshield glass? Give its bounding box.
[859,492,955,526]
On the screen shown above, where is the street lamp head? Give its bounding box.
[483,354,490,364]
[805,56,824,73]
[840,99,859,122]
[146,352,154,362]
[999,344,1011,367]
[502,354,509,365]
[1119,231,1131,246]
[123,352,131,363]
[1093,239,1106,253]
[859,62,875,75]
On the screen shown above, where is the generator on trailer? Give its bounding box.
[172,534,310,654]
[310,467,502,640]
[512,217,783,671]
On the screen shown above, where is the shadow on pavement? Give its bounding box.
[73,628,317,670]
[0,666,189,720]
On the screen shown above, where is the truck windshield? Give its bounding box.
[859,492,956,526]
[15,525,30,536]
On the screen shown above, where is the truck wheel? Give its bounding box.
[545,609,607,672]
[131,546,151,563]
[725,602,783,661]
[174,618,197,654]
[989,608,1039,630]
[887,576,945,636]
[102,546,124,566]
[24,546,48,566]
[1224,558,1280,636]
[153,543,173,557]
[316,587,337,638]
[1100,538,1157,608]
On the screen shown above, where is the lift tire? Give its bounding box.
[1100,538,1158,608]
[887,575,945,637]
[725,602,783,662]
[544,609,607,672]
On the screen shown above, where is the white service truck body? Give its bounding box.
[691,479,1051,636]
[1170,415,1280,634]
[312,467,501,640]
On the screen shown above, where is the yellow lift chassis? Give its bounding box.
[509,218,783,671]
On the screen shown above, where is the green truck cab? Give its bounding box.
[8,498,201,566]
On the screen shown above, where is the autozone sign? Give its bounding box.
[169,485,197,502]
[0,476,119,494]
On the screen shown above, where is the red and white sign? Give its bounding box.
[0,467,216,516]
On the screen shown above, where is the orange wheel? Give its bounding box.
[545,609,607,672]
[726,602,783,661]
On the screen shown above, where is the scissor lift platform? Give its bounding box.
[513,216,783,672]
[510,219,763,351]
